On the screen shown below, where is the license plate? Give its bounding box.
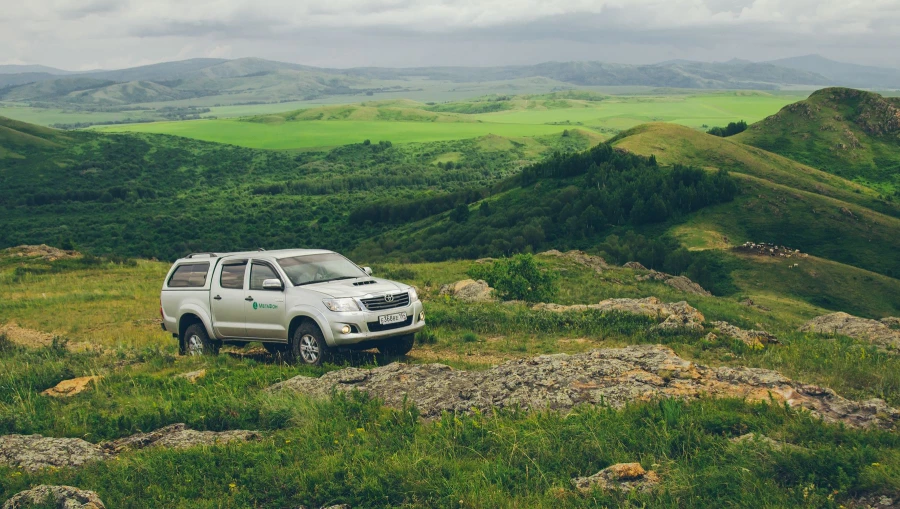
[379,312,407,325]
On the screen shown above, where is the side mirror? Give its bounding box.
[262,278,284,290]
[363,266,373,276]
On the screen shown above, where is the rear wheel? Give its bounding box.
[378,334,415,356]
[287,322,332,366]
[180,323,219,356]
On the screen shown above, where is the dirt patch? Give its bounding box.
[0,322,55,348]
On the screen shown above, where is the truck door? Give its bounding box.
[244,260,287,340]
[211,259,248,338]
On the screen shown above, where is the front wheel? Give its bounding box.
[180,323,219,356]
[378,334,415,356]
[287,322,333,366]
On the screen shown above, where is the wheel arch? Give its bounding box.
[286,309,334,345]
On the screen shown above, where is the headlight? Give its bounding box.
[323,298,360,312]
[409,287,419,302]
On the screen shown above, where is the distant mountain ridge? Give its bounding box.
[1,55,897,108]
[0,57,835,108]
[767,55,900,89]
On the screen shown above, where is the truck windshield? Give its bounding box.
[277,253,366,286]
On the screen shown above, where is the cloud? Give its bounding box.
[1,0,899,70]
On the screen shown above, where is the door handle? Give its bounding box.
[213,295,222,300]
[245,296,254,302]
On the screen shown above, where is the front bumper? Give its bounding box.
[326,299,425,346]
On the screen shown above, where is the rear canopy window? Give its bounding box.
[167,263,210,288]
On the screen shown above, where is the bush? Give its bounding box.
[467,254,558,302]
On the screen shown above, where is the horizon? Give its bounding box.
[3,52,899,74]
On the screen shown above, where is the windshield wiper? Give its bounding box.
[295,276,359,286]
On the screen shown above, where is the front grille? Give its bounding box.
[367,316,414,332]
[360,292,410,311]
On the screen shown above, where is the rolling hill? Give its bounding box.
[0,56,839,109]
[733,87,900,192]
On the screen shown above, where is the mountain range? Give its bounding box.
[1,55,898,108]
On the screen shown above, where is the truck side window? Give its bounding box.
[250,263,280,290]
[220,261,247,290]
[167,263,210,288]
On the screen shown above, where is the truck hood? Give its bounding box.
[293,278,407,298]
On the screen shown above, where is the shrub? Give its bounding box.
[460,332,479,343]
[467,253,558,302]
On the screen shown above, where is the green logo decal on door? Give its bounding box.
[252,302,277,310]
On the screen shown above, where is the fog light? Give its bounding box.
[419,312,425,322]
[341,325,351,334]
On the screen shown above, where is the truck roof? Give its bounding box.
[176,249,335,263]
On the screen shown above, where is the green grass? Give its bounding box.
[91,92,803,150]
[733,88,900,193]
[3,254,900,507]
[94,119,582,149]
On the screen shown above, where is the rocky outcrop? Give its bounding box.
[881,317,900,330]
[268,344,898,429]
[800,312,900,351]
[633,270,711,297]
[534,297,705,331]
[42,376,101,398]
[0,435,110,471]
[623,261,647,270]
[102,423,260,453]
[663,276,712,297]
[438,279,494,302]
[0,424,260,471]
[711,321,779,349]
[2,245,80,261]
[540,250,609,273]
[571,463,659,494]
[2,485,105,509]
[729,433,802,451]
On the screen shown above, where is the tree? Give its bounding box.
[450,203,470,222]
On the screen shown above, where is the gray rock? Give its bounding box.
[533,296,706,330]
[800,312,900,351]
[623,261,647,270]
[571,462,659,494]
[539,250,609,273]
[633,270,711,297]
[0,424,261,471]
[268,344,898,429]
[729,433,803,451]
[881,317,900,330]
[438,279,494,302]
[102,423,260,453]
[2,485,105,509]
[0,435,109,471]
[711,321,779,348]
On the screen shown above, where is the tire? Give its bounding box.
[378,334,415,356]
[180,323,219,356]
[286,322,332,366]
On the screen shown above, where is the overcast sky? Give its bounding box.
[2,0,900,70]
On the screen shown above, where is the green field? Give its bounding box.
[95,118,580,149]
[476,93,803,131]
[93,92,806,149]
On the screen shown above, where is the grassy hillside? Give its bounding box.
[610,122,900,279]
[2,248,900,507]
[0,117,598,260]
[734,88,900,193]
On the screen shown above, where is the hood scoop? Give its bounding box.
[353,280,377,286]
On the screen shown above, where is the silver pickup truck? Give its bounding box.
[160,249,424,365]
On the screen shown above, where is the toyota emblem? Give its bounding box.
[384,294,394,302]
